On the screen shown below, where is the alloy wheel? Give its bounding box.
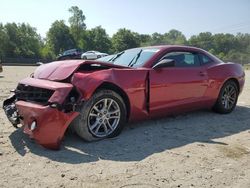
[87,98,121,137]
[221,84,237,110]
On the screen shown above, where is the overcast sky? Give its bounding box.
[0,0,249,38]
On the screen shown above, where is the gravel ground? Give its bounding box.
[0,66,249,188]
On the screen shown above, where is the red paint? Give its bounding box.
[16,101,79,149]
[8,45,245,149]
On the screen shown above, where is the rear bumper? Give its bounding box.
[16,101,79,149]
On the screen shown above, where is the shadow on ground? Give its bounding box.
[9,106,250,163]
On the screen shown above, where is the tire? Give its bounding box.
[213,80,238,114]
[74,90,127,141]
[82,56,87,60]
[97,55,101,58]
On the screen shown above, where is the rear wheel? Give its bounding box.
[213,80,238,114]
[74,90,127,141]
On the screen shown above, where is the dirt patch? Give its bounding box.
[217,144,250,159]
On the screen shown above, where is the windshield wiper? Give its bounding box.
[110,51,125,62]
[128,49,143,67]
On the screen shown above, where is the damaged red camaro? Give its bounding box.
[3,45,245,149]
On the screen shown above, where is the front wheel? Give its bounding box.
[213,80,238,114]
[74,90,127,141]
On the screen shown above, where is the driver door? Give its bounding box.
[149,51,209,117]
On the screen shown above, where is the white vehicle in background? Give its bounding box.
[81,51,108,60]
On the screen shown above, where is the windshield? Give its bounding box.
[111,48,160,67]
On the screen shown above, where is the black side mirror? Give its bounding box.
[153,59,175,69]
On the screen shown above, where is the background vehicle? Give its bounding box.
[81,51,108,60]
[3,45,245,149]
[57,49,82,60]
[0,59,2,73]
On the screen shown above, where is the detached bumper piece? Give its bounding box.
[3,95,20,127]
[2,77,80,150]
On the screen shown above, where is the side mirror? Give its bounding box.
[153,59,175,69]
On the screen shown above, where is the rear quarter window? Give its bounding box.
[199,53,213,65]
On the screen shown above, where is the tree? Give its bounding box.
[18,23,42,58]
[142,30,186,46]
[68,6,86,47]
[163,29,187,45]
[3,23,42,58]
[212,33,235,56]
[133,33,151,47]
[149,32,164,45]
[46,20,75,55]
[40,41,55,59]
[85,26,111,52]
[235,33,250,53]
[0,23,9,58]
[189,32,213,51]
[111,28,139,52]
[1,11,250,65]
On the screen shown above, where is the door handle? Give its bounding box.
[199,71,207,76]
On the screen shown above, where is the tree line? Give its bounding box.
[0,6,249,64]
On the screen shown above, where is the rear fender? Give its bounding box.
[206,63,245,99]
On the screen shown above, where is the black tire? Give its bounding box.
[82,56,87,60]
[97,55,101,58]
[213,80,238,114]
[73,90,127,141]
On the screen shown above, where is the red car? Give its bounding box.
[3,45,245,149]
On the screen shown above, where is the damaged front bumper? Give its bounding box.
[3,77,80,149]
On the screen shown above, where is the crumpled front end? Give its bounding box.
[16,101,78,149]
[3,77,80,149]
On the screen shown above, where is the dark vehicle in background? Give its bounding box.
[0,59,2,73]
[57,49,82,60]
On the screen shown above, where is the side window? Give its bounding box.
[199,53,213,65]
[161,51,200,67]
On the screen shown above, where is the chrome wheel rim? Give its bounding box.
[88,98,120,137]
[221,84,237,109]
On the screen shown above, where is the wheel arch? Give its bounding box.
[94,82,131,121]
[223,77,240,93]
[213,77,240,114]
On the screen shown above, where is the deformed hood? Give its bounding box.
[33,60,127,81]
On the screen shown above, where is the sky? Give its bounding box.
[0,0,250,38]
